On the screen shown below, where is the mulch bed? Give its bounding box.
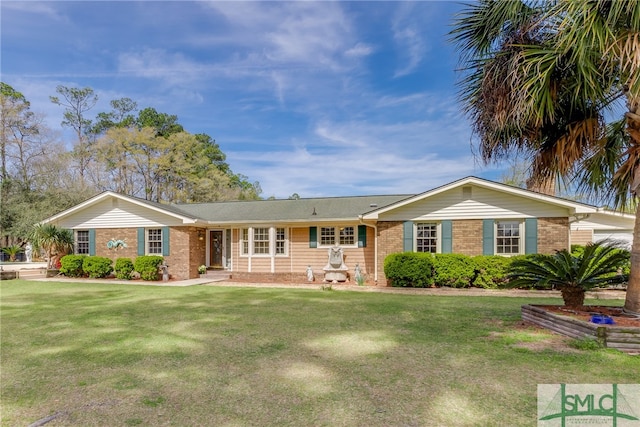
[539,305,640,328]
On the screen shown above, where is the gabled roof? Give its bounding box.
[174,194,410,224]
[41,191,204,225]
[42,176,612,227]
[361,176,599,220]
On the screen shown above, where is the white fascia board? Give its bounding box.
[362,176,598,220]
[41,191,200,225]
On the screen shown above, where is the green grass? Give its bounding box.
[1,281,637,426]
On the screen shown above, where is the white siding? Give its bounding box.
[379,186,569,221]
[570,212,635,232]
[54,198,185,229]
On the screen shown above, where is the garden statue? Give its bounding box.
[306,265,314,282]
[323,245,348,282]
[25,243,33,263]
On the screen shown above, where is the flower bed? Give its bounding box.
[522,304,640,354]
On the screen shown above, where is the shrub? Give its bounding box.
[59,255,87,277]
[134,255,164,281]
[82,256,113,278]
[432,254,476,288]
[384,252,434,287]
[114,257,135,280]
[507,241,629,308]
[472,255,510,289]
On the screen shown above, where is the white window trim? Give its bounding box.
[240,226,289,257]
[317,225,358,248]
[75,230,90,255]
[414,222,441,253]
[146,228,163,255]
[495,220,523,256]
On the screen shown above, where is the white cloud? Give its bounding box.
[391,3,429,77]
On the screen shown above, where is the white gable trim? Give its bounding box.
[362,176,598,220]
[41,191,201,225]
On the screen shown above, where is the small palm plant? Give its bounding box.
[508,241,629,308]
[29,224,75,269]
[1,245,24,262]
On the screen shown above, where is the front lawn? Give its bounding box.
[1,281,637,426]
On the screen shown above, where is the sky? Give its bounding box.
[1,1,507,199]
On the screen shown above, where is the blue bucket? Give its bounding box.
[590,315,615,325]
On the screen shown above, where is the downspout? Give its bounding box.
[568,213,591,249]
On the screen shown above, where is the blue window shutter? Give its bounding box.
[88,229,96,256]
[162,226,170,256]
[483,220,494,255]
[137,227,145,255]
[358,225,367,248]
[403,221,413,252]
[309,227,317,248]
[525,218,538,254]
[441,221,452,254]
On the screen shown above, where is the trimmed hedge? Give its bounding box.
[134,255,164,281]
[60,255,87,277]
[432,254,476,288]
[384,252,539,289]
[82,256,113,278]
[471,255,510,289]
[384,252,434,287]
[114,257,135,280]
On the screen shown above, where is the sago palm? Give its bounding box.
[508,242,629,308]
[451,0,640,313]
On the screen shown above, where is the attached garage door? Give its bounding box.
[593,231,633,249]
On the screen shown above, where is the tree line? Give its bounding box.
[0,83,261,247]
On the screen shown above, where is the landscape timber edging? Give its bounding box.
[521,304,640,354]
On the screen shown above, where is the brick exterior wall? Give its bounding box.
[376,221,404,286]
[167,226,206,280]
[375,217,570,286]
[537,217,570,253]
[92,227,205,280]
[452,220,483,255]
[94,228,138,261]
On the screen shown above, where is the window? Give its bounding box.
[320,227,335,246]
[275,228,286,255]
[416,223,438,253]
[319,226,355,246]
[253,227,270,254]
[339,227,355,246]
[76,230,89,255]
[241,229,249,255]
[496,221,520,254]
[240,227,288,256]
[147,228,163,254]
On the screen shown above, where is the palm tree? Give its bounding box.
[29,224,74,269]
[1,244,23,262]
[508,242,629,308]
[451,0,640,313]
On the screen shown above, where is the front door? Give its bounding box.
[209,230,224,269]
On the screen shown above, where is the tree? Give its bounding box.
[452,0,640,313]
[50,86,98,186]
[508,242,629,308]
[29,224,74,269]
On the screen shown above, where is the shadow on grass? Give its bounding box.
[1,281,636,426]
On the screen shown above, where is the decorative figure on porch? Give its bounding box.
[25,243,33,263]
[306,265,314,282]
[323,245,349,283]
